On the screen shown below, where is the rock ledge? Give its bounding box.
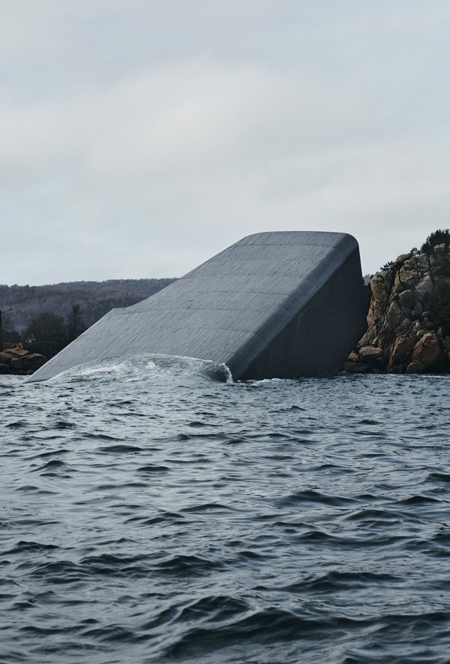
[344,244,450,374]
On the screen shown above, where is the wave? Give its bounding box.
[44,353,233,385]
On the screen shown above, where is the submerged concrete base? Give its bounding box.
[28,231,367,382]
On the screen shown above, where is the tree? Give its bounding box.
[0,309,21,347]
[420,229,450,254]
[24,312,68,358]
[66,303,86,342]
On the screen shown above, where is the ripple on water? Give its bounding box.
[2,370,450,663]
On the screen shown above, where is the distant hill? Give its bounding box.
[0,278,176,334]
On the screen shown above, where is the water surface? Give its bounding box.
[1,357,450,663]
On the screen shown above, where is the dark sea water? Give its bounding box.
[2,356,450,664]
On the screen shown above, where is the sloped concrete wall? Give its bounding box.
[28,231,367,381]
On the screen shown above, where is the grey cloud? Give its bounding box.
[1,1,449,284]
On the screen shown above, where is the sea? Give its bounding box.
[1,355,450,664]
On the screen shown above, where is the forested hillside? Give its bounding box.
[0,278,176,333]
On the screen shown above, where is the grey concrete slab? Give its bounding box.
[28,231,367,381]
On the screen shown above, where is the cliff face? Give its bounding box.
[344,243,450,374]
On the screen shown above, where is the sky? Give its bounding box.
[1,0,450,284]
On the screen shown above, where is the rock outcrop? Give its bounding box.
[0,348,48,375]
[344,243,450,374]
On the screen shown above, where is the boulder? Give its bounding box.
[2,348,30,358]
[0,349,47,375]
[398,289,415,313]
[19,353,48,373]
[395,253,411,264]
[0,352,12,365]
[410,333,445,373]
[389,335,419,373]
[358,346,383,360]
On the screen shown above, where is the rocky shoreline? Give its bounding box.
[344,241,450,374]
[0,348,48,375]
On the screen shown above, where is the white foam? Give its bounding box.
[45,353,233,385]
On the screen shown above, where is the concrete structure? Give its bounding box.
[28,231,367,382]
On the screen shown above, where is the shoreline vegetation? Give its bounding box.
[2,230,450,376]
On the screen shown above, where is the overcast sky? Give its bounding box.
[1,0,449,284]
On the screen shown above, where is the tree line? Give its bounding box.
[0,278,175,333]
[0,277,175,358]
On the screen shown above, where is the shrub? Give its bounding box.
[380,260,395,272]
[420,229,450,254]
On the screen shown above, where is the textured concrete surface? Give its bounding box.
[28,231,367,381]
